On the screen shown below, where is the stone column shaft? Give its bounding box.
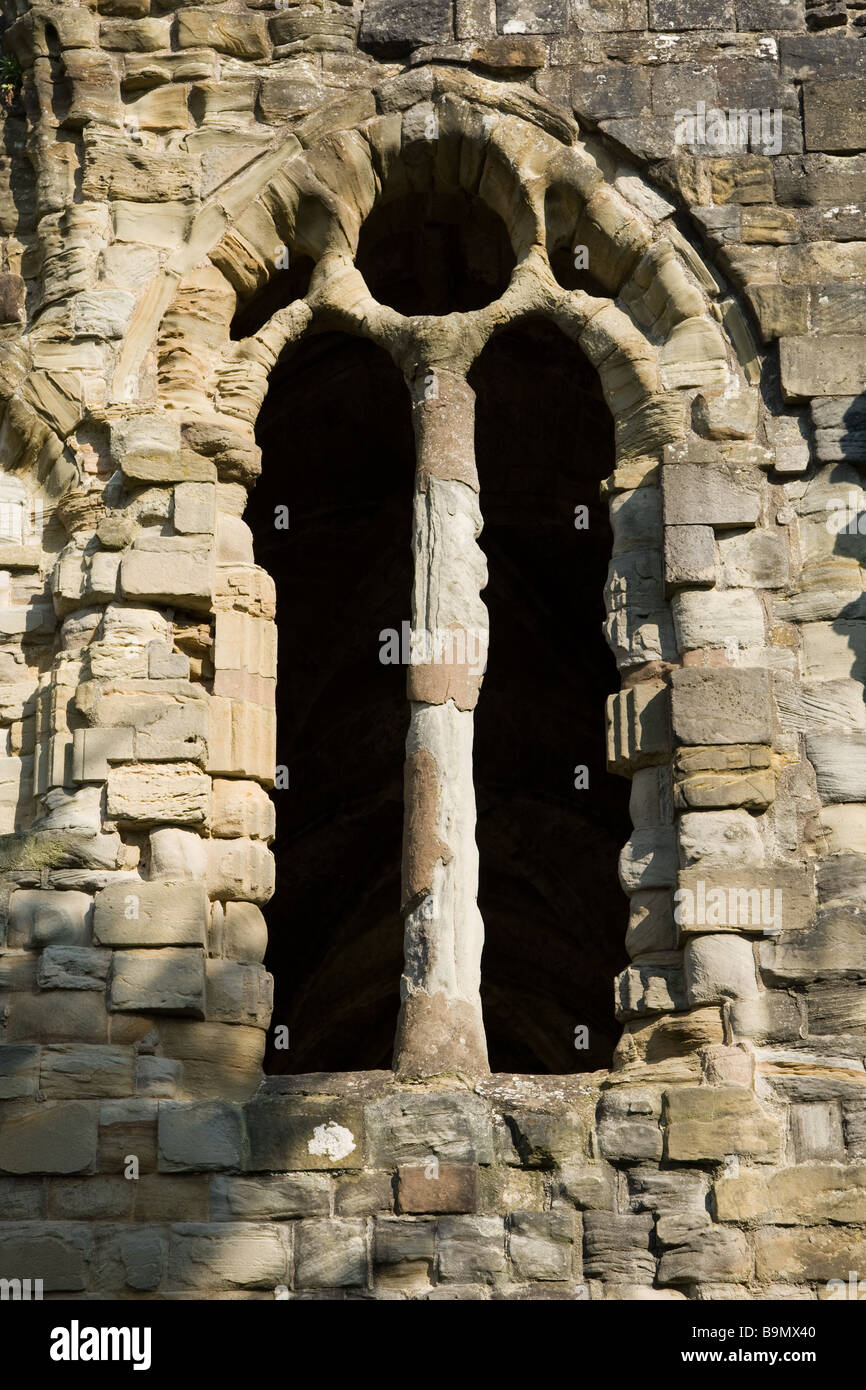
[393,368,490,1079]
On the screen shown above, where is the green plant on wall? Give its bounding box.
[0,51,20,91]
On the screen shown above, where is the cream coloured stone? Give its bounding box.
[210,780,275,840]
[678,810,765,868]
[106,763,210,826]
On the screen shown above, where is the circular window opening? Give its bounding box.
[354,190,516,316]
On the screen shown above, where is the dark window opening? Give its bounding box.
[230,254,315,341]
[469,318,631,1074]
[355,191,516,316]
[247,331,413,1073]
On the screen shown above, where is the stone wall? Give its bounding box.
[0,0,864,1299]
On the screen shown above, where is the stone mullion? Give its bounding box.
[393,367,490,1080]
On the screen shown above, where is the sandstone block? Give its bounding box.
[397,1162,477,1214]
[684,934,759,1005]
[0,1045,40,1100]
[40,1045,135,1099]
[664,524,715,589]
[670,667,773,745]
[210,1174,331,1220]
[678,809,764,868]
[210,779,275,840]
[656,1216,750,1285]
[606,679,670,775]
[807,734,866,803]
[106,763,210,826]
[8,889,92,947]
[582,1211,655,1283]
[223,902,269,964]
[437,1216,505,1283]
[294,1218,366,1289]
[148,827,207,880]
[206,838,275,905]
[661,461,762,528]
[168,1222,286,1290]
[755,1226,866,1283]
[672,588,765,651]
[665,1086,780,1162]
[615,961,685,1019]
[803,78,866,153]
[94,880,208,947]
[0,1101,98,1174]
[205,960,272,1027]
[245,1098,365,1171]
[108,948,206,1015]
[121,541,214,612]
[508,1210,575,1282]
[158,1100,245,1172]
[781,335,866,401]
[207,698,276,783]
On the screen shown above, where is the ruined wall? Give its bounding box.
[0,0,864,1299]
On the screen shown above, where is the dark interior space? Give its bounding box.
[248,331,413,1073]
[469,319,631,1074]
[355,190,515,315]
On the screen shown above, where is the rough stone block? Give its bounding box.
[397,1162,477,1213]
[0,1045,40,1100]
[807,734,866,803]
[803,78,866,153]
[664,524,715,589]
[619,828,678,891]
[508,1210,575,1281]
[606,679,670,775]
[207,698,276,783]
[0,1101,98,1174]
[148,827,207,880]
[294,1218,367,1289]
[245,1098,365,1172]
[94,880,209,947]
[72,726,135,782]
[781,335,866,401]
[106,763,210,826]
[661,461,762,528]
[205,959,273,1027]
[755,1226,866,1283]
[438,1216,506,1282]
[206,838,275,905]
[360,0,453,50]
[210,779,275,841]
[582,1211,655,1283]
[665,1086,780,1162]
[40,1045,135,1099]
[8,889,92,947]
[0,1222,90,1291]
[158,1100,245,1172]
[684,934,759,1006]
[371,1092,494,1169]
[223,902,268,964]
[656,1215,750,1285]
[210,1174,331,1220]
[168,1222,286,1290]
[672,588,765,651]
[7,993,108,1045]
[108,948,206,1015]
[670,667,773,745]
[121,541,214,612]
[615,961,685,1020]
[678,809,764,868]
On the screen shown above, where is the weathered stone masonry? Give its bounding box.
[0,0,864,1298]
